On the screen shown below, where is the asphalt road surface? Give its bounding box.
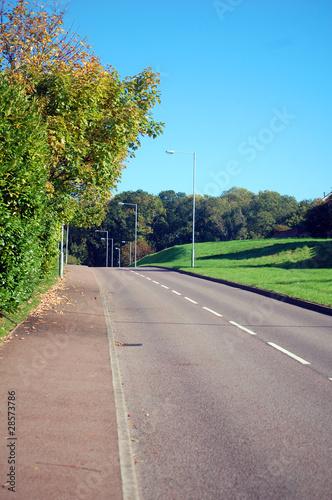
[94,266,332,500]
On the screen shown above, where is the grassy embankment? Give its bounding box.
[0,269,60,340]
[137,238,332,307]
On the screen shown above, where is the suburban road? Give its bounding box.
[93,266,332,500]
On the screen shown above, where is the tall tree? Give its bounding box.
[0,0,164,225]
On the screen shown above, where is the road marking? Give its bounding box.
[161,285,169,289]
[146,277,152,281]
[202,307,223,317]
[172,290,181,296]
[329,378,332,381]
[184,297,198,304]
[267,342,311,365]
[229,321,257,336]
[152,281,160,284]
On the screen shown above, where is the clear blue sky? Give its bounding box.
[64,0,332,202]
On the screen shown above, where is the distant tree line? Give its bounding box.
[68,187,332,267]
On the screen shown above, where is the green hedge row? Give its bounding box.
[0,75,59,313]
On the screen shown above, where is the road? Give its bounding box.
[94,266,332,500]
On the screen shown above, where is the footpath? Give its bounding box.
[0,265,123,500]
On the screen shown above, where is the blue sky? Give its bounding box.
[64,0,332,202]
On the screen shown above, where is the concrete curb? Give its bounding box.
[143,265,332,317]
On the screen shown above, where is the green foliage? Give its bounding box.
[0,74,58,312]
[33,67,164,224]
[0,1,164,312]
[68,187,328,267]
[1,0,164,226]
[69,190,166,267]
[304,198,332,236]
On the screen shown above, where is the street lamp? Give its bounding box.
[118,202,138,267]
[115,247,121,267]
[95,230,111,267]
[166,150,196,267]
[101,238,114,267]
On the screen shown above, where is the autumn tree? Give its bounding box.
[0,0,164,225]
[0,0,163,311]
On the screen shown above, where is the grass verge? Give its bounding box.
[0,268,61,340]
[137,238,332,307]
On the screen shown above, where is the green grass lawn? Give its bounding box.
[137,238,332,307]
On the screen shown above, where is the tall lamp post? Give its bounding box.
[115,247,121,267]
[95,230,110,267]
[102,237,114,267]
[118,202,138,267]
[166,150,196,267]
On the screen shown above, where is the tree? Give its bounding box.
[68,191,166,266]
[103,190,165,247]
[304,198,332,237]
[157,191,193,248]
[0,0,164,225]
[247,190,299,238]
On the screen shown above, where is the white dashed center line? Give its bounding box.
[229,321,257,336]
[202,307,223,317]
[267,342,311,365]
[131,272,324,376]
[184,297,198,304]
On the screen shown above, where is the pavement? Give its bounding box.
[0,265,123,500]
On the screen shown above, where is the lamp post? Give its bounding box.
[59,224,64,278]
[65,225,69,265]
[118,202,138,267]
[101,238,114,267]
[95,230,110,267]
[166,150,196,267]
[115,247,120,267]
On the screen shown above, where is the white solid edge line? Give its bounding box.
[267,342,311,365]
[202,306,223,317]
[229,321,257,336]
[184,297,198,304]
[172,290,181,295]
[94,276,140,500]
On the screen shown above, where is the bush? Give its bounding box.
[0,75,58,312]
